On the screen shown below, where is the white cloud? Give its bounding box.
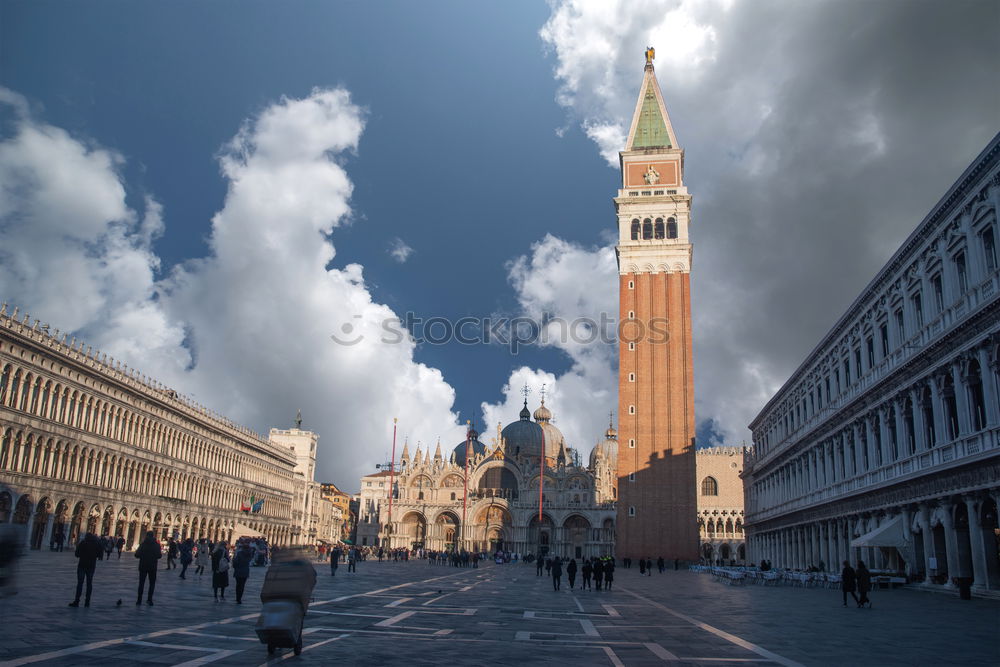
[482,235,618,460]
[0,87,464,487]
[388,237,414,263]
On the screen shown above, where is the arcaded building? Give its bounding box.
[744,134,1000,593]
[697,446,748,564]
[0,306,300,548]
[357,398,617,559]
[615,48,698,561]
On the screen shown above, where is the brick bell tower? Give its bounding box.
[615,47,698,561]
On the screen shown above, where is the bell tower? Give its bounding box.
[615,47,698,561]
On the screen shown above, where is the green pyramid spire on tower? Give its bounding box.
[632,80,671,149]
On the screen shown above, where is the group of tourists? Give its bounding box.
[66,531,269,608]
[328,546,359,575]
[537,555,616,592]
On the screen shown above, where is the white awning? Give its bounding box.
[851,515,908,549]
[232,523,263,540]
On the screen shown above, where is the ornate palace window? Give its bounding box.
[701,476,718,496]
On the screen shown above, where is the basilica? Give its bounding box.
[356,397,618,559]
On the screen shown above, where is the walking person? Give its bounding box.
[551,556,563,591]
[567,558,577,589]
[581,558,593,590]
[166,538,178,569]
[604,558,615,591]
[115,536,124,558]
[657,556,665,574]
[134,531,161,606]
[232,545,251,604]
[330,546,341,577]
[195,539,210,576]
[347,547,357,573]
[211,541,230,601]
[856,561,872,608]
[103,536,114,560]
[593,558,604,591]
[179,538,194,579]
[536,556,544,577]
[68,532,102,607]
[645,558,652,576]
[841,560,859,607]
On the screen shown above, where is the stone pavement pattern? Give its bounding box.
[0,552,997,666]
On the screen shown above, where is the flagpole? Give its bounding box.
[387,417,397,548]
[462,420,471,552]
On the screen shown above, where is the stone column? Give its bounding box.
[929,375,947,446]
[952,361,972,436]
[963,495,989,590]
[977,345,1000,427]
[940,499,959,587]
[851,423,863,473]
[878,405,891,466]
[894,396,907,460]
[911,386,928,452]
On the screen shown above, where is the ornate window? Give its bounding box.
[630,219,640,240]
[654,218,664,239]
[642,218,652,239]
[701,476,718,496]
[667,217,678,239]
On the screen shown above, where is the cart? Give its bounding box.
[255,554,317,656]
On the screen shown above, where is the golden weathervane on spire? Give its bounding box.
[645,46,655,65]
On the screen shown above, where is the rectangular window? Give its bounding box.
[628,311,635,319]
[628,342,635,351]
[825,376,831,400]
[854,348,862,378]
[834,369,840,394]
[628,280,635,289]
[880,324,889,356]
[866,337,875,368]
[628,372,635,382]
[983,228,997,273]
[956,252,968,294]
[628,506,636,517]
[629,439,635,449]
[628,472,635,481]
[931,274,944,312]
[912,292,923,327]
[628,405,635,415]
[895,308,905,342]
[843,360,851,385]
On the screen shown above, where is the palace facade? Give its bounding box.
[744,134,1000,593]
[0,305,301,549]
[697,446,747,564]
[357,399,617,559]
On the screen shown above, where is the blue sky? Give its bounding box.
[2,1,998,487]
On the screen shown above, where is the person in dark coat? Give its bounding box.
[604,558,615,590]
[551,557,563,591]
[536,556,544,577]
[211,542,230,601]
[69,532,102,607]
[657,557,665,573]
[856,561,872,608]
[581,558,593,590]
[841,560,859,607]
[115,536,124,558]
[566,558,578,589]
[134,531,162,605]
[179,538,194,579]
[593,558,604,590]
[166,538,178,569]
[638,558,646,575]
[232,545,252,604]
[330,547,341,577]
[644,558,653,576]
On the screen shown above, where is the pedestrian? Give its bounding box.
[134,531,161,606]
[856,561,872,609]
[545,557,552,575]
[841,560,859,607]
[330,546,341,576]
[604,558,615,591]
[536,556,544,577]
[657,556,665,574]
[638,558,646,576]
[116,536,124,558]
[674,558,679,571]
[179,538,194,579]
[232,545,251,604]
[567,558,578,589]
[645,558,653,575]
[167,538,178,569]
[593,558,604,591]
[581,558,593,590]
[347,547,357,573]
[103,535,114,560]
[211,541,230,601]
[551,556,563,591]
[68,532,102,607]
[195,539,210,576]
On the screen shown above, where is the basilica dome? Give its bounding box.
[590,422,619,467]
[502,400,563,460]
[452,428,488,467]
